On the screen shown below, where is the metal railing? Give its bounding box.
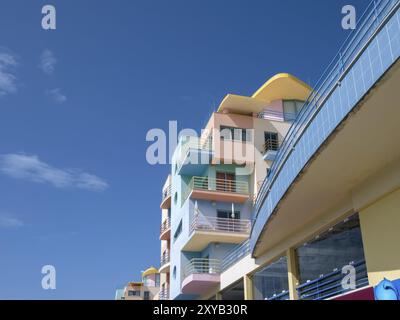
[160,217,171,236]
[162,185,171,202]
[297,260,369,300]
[267,291,290,301]
[221,239,251,271]
[182,176,250,206]
[190,214,251,235]
[192,176,249,194]
[258,109,297,122]
[184,258,221,278]
[160,251,170,267]
[263,139,280,154]
[253,0,400,220]
[158,288,169,300]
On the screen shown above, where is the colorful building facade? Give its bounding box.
[115,267,160,300]
[154,0,400,301]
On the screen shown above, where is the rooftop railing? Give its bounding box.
[183,258,221,278]
[254,0,400,220]
[190,214,251,235]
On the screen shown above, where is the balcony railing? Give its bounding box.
[182,176,250,205]
[160,217,171,236]
[192,176,249,194]
[190,214,251,235]
[258,109,297,122]
[158,288,169,300]
[297,260,369,300]
[221,239,251,271]
[162,185,171,202]
[160,251,170,267]
[176,136,213,171]
[263,139,280,154]
[184,258,221,278]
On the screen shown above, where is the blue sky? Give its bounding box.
[0,0,368,299]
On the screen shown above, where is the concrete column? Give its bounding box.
[286,248,299,300]
[244,275,253,300]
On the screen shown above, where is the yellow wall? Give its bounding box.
[359,188,400,286]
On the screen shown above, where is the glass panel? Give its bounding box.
[252,256,289,300]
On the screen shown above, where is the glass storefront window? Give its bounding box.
[252,256,289,300]
[296,213,367,299]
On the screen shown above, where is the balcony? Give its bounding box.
[158,287,169,300]
[176,136,214,176]
[183,213,251,251]
[160,185,171,209]
[181,258,221,295]
[262,139,280,161]
[160,217,171,240]
[159,251,170,274]
[183,176,250,205]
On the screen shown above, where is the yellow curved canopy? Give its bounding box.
[217,73,311,115]
[142,266,159,278]
[252,73,311,102]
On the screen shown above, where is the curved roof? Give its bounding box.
[217,73,311,115]
[142,266,159,277]
[252,73,312,102]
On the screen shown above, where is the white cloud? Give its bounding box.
[0,49,18,96]
[46,88,67,104]
[0,154,108,192]
[39,49,57,75]
[0,215,24,229]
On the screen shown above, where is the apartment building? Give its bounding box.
[156,0,400,301]
[218,0,400,301]
[158,73,311,300]
[115,267,160,300]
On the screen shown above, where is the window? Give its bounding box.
[216,171,236,192]
[264,132,279,152]
[173,220,182,241]
[252,256,289,300]
[173,192,178,206]
[283,100,304,121]
[173,266,177,280]
[217,210,240,220]
[128,290,141,297]
[220,126,250,142]
[296,214,367,300]
[155,274,160,287]
[217,210,241,232]
[143,291,150,300]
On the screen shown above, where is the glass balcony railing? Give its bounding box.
[183,258,221,278]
